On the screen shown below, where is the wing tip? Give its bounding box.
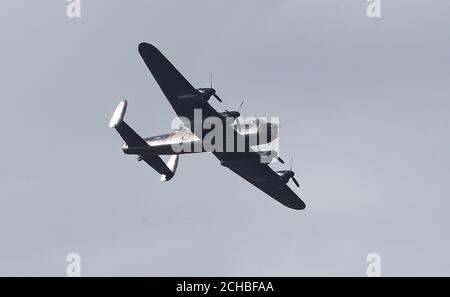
[285,199,306,210]
[138,42,158,56]
[294,201,306,210]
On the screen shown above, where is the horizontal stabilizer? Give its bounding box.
[109,100,174,178]
[160,155,179,182]
[141,155,174,179]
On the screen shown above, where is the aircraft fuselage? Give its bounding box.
[122,119,278,156]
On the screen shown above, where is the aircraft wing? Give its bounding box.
[138,43,305,210]
[138,43,223,130]
[214,152,306,210]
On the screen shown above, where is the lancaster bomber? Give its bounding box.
[109,43,305,210]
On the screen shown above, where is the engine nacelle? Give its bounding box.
[220,110,240,119]
[220,158,259,168]
[277,170,295,184]
[257,151,280,164]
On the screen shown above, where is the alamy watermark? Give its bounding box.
[366,0,381,18]
[66,0,81,18]
[66,252,81,277]
[168,111,279,164]
[366,253,381,277]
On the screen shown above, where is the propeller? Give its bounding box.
[198,73,223,103]
[277,157,299,187]
[238,101,243,112]
[225,101,244,115]
[229,101,244,133]
[290,157,300,188]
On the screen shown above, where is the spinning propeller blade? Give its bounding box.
[238,101,244,112]
[213,94,222,102]
[289,157,299,187]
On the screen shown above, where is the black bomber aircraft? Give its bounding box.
[109,43,305,210]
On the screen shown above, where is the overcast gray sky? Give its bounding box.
[0,0,449,276]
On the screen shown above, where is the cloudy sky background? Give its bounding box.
[0,0,449,276]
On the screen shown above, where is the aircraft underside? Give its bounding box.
[109,43,306,210]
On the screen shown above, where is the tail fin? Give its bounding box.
[109,100,147,147]
[160,155,179,182]
[109,100,127,128]
[109,100,174,179]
